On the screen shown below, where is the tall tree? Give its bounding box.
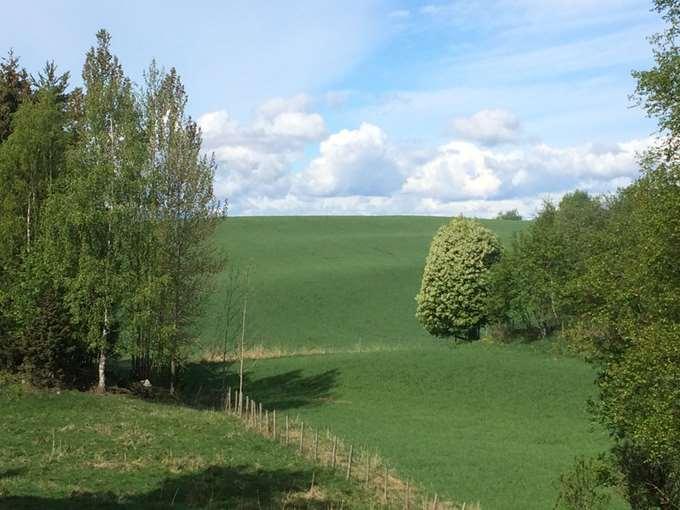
[50,30,144,393]
[0,50,32,143]
[0,66,69,375]
[140,64,223,393]
[567,2,680,506]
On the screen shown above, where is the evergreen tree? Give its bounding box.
[0,50,32,142]
[0,67,70,376]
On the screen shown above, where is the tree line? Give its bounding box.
[416,1,679,507]
[0,30,223,394]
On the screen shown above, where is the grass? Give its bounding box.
[4,216,619,509]
[188,216,623,509]
[199,216,526,354]
[186,341,623,510]
[0,383,374,509]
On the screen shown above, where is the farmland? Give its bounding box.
[189,216,620,509]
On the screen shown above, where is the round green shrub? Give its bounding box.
[415,217,501,339]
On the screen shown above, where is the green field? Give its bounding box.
[200,216,526,353]
[2,216,619,509]
[193,216,620,509]
[0,384,373,509]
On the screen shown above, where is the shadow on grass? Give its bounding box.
[0,464,345,509]
[178,361,340,413]
[0,468,25,480]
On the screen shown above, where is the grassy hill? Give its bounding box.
[3,216,619,510]
[199,216,526,354]
[190,216,622,510]
[0,383,373,509]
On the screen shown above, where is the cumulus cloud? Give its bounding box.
[402,141,502,200]
[452,109,521,146]
[201,99,649,218]
[294,123,404,197]
[199,95,327,203]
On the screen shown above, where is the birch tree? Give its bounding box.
[56,30,144,393]
[140,64,223,393]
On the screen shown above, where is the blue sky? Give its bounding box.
[3,1,663,216]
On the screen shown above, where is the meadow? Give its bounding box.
[191,216,621,509]
[199,216,526,354]
[1,216,621,509]
[0,383,373,509]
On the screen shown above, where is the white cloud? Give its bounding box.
[199,95,327,205]
[403,141,502,200]
[294,123,404,197]
[452,109,521,146]
[201,99,650,217]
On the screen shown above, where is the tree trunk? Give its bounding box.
[238,292,247,412]
[26,191,32,252]
[97,345,106,393]
[169,355,176,395]
[97,306,109,393]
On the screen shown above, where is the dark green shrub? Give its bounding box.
[415,217,501,339]
[555,456,617,510]
[12,286,92,388]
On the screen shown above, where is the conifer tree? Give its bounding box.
[0,50,32,142]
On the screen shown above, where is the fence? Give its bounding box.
[223,387,480,510]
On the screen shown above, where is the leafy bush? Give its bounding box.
[415,217,501,339]
[555,456,617,510]
[495,209,522,220]
[486,191,606,339]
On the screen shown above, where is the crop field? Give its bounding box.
[199,216,526,354]
[190,216,621,509]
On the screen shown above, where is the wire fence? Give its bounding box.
[224,387,480,510]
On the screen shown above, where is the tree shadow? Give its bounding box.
[0,467,25,480]
[178,362,340,413]
[0,464,350,509]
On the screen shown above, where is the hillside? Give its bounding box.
[0,384,373,509]
[190,216,621,509]
[199,216,527,354]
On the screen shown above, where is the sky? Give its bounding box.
[3,1,664,217]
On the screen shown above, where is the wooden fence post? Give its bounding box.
[331,436,337,469]
[265,410,269,436]
[299,421,305,453]
[245,396,249,421]
[313,429,319,461]
[383,465,388,505]
[226,387,231,412]
[346,444,353,480]
[259,402,263,430]
[365,452,371,487]
[273,410,277,441]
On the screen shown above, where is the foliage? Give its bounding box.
[415,217,501,339]
[496,208,522,220]
[0,50,31,142]
[554,456,618,510]
[0,33,222,392]
[487,191,606,338]
[0,389,373,509]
